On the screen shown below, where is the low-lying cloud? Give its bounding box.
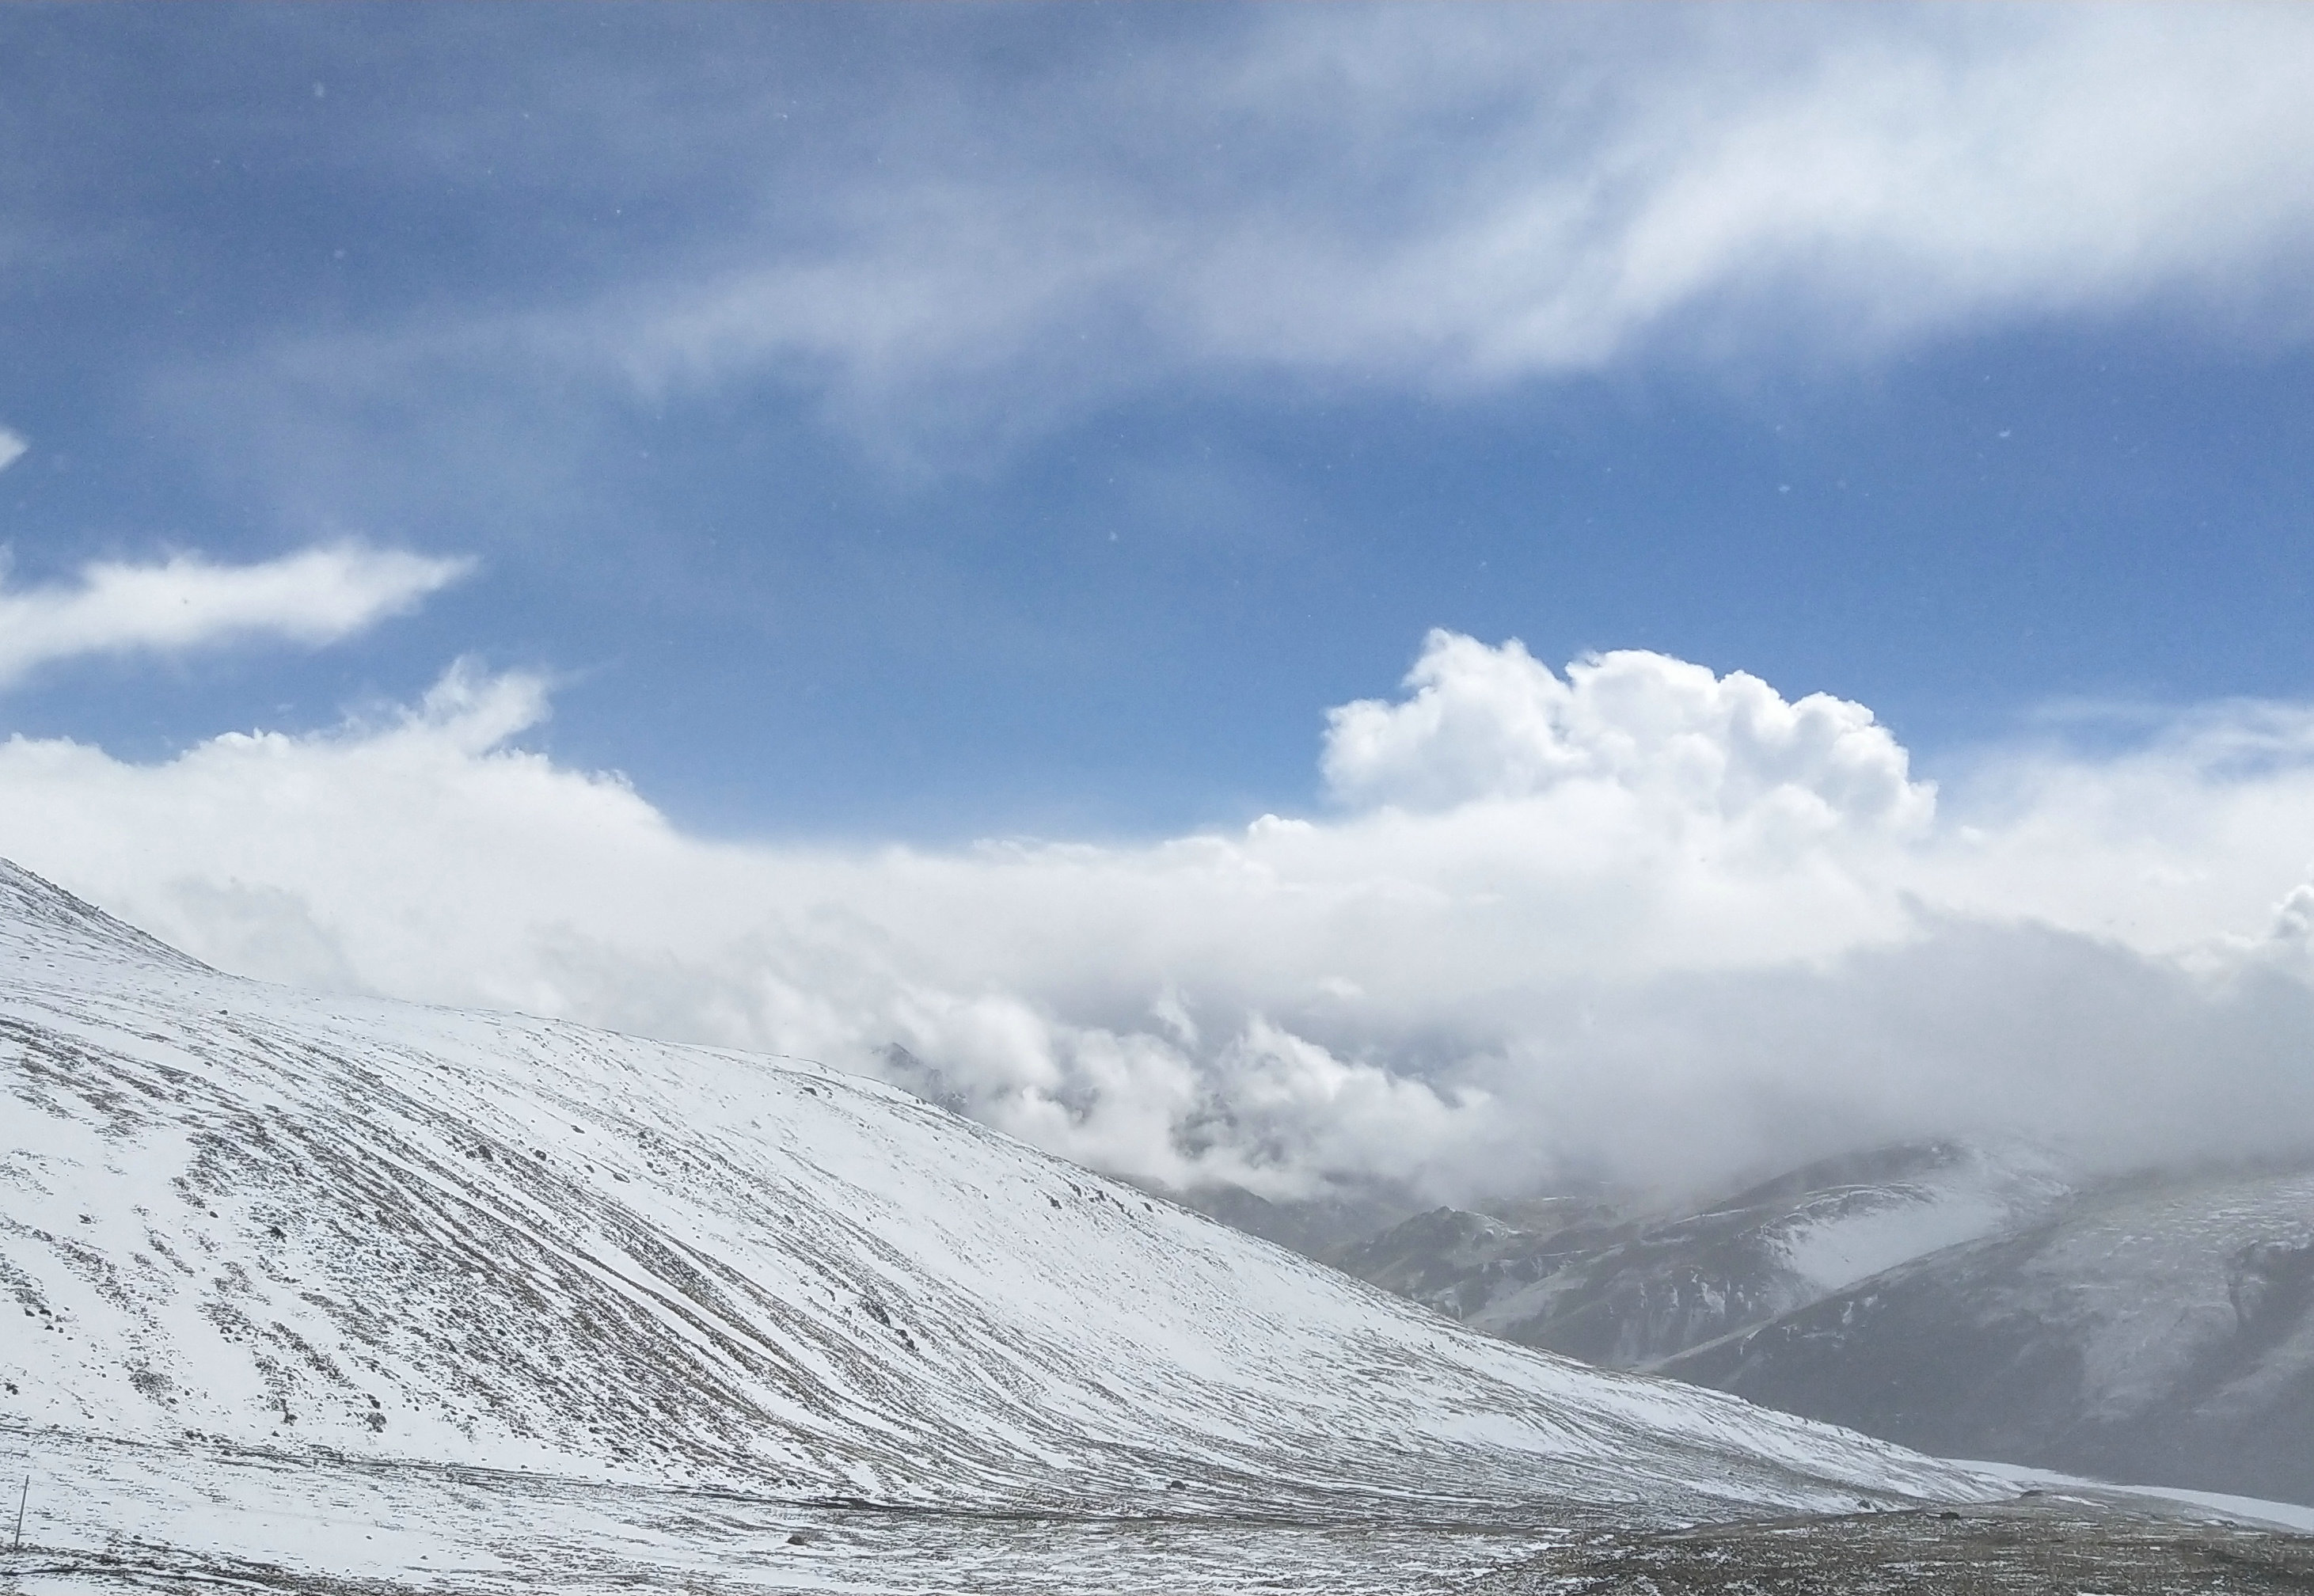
[6,632,2314,1204]
[0,542,473,689]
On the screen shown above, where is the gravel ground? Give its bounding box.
[1488,1493,2314,1595]
[6,1489,2312,1594]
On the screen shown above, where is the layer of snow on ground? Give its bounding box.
[1954,1460,2314,1536]
[0,860,2008,1585]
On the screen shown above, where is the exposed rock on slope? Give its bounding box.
[0,859,1993,1536]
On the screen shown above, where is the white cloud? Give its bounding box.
[596,9,2314,421]
[1322,630,1933,839]
[0,428,25,473]
[0,542,473,689]
[174,10,2314,473]
[7,633,2314,1205]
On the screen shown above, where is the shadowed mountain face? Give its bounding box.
[1329,1146,2314,1503]
[1663,1165,2314,1503]
[0,857,2000,1589]
[1332,1143,2069,1367]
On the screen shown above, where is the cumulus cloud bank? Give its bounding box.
[6,631,2314,1204]
[0,542,473,689]
[1323,632,1933,836]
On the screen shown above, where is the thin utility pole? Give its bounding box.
[11,1473,24,1552]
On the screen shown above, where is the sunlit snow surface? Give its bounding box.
[1771,1148,2070,1296]
[0,861,2003,1589]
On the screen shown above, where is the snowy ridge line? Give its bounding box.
[0,857,2007,1530]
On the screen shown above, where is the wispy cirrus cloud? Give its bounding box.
[587,7,2314,427]
[0,542,473,689]
[152,6,2314,484]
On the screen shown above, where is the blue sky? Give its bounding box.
[9,6,2314,1199]
[5,4,2311,840]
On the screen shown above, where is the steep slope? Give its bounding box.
[1663,1163,2314,1503]
[0,858,1997,1569]
[1332,1142,2066,1366]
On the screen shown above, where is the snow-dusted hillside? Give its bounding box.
[0,862,2010,1586]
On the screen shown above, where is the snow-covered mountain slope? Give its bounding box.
[1330,1129,2314,1507]
[1664,1162,2314,1504]
[0,858,1999,1571]
[1332,1142,2067,1369]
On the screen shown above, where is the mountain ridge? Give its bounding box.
[1663,1161,2314,1502]
[1324,1133,2314,1503]
[0,857,2000,1568]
